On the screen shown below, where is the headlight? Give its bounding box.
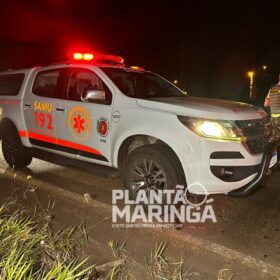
[178,116,243,142]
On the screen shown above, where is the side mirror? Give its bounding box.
[81,88,106,103]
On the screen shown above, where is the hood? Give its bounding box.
[136,96,266,120]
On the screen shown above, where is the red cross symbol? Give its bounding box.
[73,114,85,134]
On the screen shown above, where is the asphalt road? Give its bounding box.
[0,152,279,279]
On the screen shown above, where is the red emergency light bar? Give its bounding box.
[71,52,124,66]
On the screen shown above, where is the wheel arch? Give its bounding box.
[0,118,20,140]
[116,134,186,184]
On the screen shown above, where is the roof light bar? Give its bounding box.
[71,52,124,66]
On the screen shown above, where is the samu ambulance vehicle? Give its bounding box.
[0,51,279,198]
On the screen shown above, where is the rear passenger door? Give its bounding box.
[53,67,113,165]
[23,69,65,148]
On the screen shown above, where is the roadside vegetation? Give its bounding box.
[0,199,233,279]
[0,201,94,279]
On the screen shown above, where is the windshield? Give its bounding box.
[101,67,186,98]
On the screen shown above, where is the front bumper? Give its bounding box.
[229,136,280,197]
[180,135,280,195]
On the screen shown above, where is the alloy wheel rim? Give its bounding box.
[129,159,167,199]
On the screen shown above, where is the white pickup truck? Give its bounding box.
[0,52,279,197]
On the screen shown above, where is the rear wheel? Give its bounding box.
[2,128,32,168]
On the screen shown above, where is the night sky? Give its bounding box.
[1,0,280,106]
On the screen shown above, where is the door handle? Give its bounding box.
[24,103,31,109]
[56,107,65,112]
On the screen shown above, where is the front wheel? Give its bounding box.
[2,129,32,168]
[124,144,185,202]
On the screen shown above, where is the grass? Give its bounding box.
[107,240,128,280]
[145,241,170,279]
[145,242,201,280]
[0,201,94,279]
[0,199,132,280]
[0,199,232,280]
[144,242,234,280]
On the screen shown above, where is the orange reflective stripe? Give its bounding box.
[18,130,103,157]
[18,130,27,137]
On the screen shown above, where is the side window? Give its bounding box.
[0,73,25,96]
[33,70,61,98]
[67,69,112,104]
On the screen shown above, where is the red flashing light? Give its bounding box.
[73,52,83,60]
[72,52,95,61]
[84,53,94,60]
[130,66,144,71]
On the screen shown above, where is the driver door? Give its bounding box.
[54,67,113,165]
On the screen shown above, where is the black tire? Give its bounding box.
[2,127,32,168]
[124,144,185,202]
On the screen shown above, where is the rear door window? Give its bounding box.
[0,73,25,96]
[32,70,62,98]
